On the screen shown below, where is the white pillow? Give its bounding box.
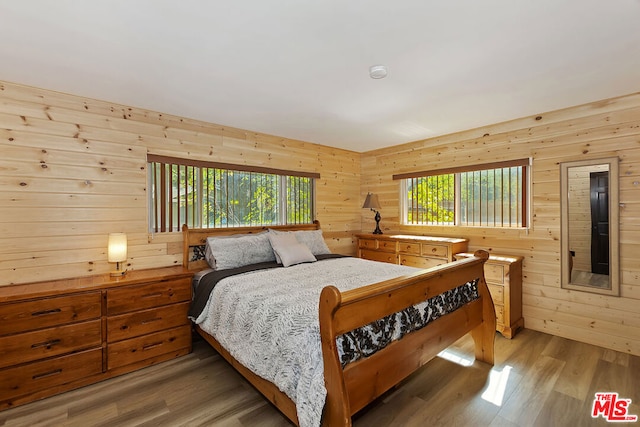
[268,232,317,267]
[269,229,331,256]
[205,232,276,270]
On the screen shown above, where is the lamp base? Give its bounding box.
[372,211,383,234]
[110,269,126,277]
[110,261,126,277]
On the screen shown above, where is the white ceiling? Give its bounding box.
[1,1,639,152]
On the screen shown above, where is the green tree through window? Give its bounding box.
[148,155,317,232]
[397,159,528,228]
[406,174,455,225]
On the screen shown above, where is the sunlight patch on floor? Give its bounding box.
[437,348,474,367]
[481,365,512,406]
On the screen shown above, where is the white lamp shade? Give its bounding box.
[108,233,128,263]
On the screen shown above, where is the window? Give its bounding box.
[394,159,529,228]
[148,155,318,232]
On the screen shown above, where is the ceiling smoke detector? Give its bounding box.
[369,65,388,79]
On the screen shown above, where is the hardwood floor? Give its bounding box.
[1,329,638,426]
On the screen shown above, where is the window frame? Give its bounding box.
[147,154,319,233]
[394,159,531,229]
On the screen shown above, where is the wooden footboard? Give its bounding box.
[319,250,495,427]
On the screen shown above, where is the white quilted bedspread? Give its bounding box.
[194,257,419,427]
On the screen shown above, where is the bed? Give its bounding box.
[182,221,495,427]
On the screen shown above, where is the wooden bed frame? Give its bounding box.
[183,222,496,426]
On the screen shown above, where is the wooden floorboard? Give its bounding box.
[1,329,637,426]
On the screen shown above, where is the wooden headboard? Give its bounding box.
[182,220,321,270]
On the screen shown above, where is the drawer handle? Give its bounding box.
[142,341,163,351]
[141,292,162,299]
[141,317,162,325]
[32,369,63,380]
[31,339,61,349]
[31,308,62,317]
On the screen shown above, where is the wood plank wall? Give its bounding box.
[0,80,361,285]
[2,78,638,357]
[360,92,640,356]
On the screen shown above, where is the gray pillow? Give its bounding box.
[205,232,276,270]
[269,229,331,256]
[268,232,317,267]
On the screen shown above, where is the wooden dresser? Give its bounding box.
[357,234,469,269]
[455,252,524,339]
[0,266,193,410]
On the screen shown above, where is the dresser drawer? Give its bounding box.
[0,292,101,336]
[488,284,504,305]
[397,241,421,255]
[399,255,446,269]
[107,302,190,343]
[107,278,191,315]
[0,348,102,402]
[107,325,192,370]
[421,244,448,259]
[377,240,398,252]
[0,320,102,369]
[360,249,398,264]
[358,238,378,250]
[485,264,505,284]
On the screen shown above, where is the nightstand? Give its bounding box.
[455,253,524,338]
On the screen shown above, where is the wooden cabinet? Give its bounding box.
[357,234,469,269]
[0,266,192,410]
[106,278,192,371]
[0,291,103,404]
[455,253,524,339]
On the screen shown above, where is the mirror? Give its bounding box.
[560,157,619,296]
